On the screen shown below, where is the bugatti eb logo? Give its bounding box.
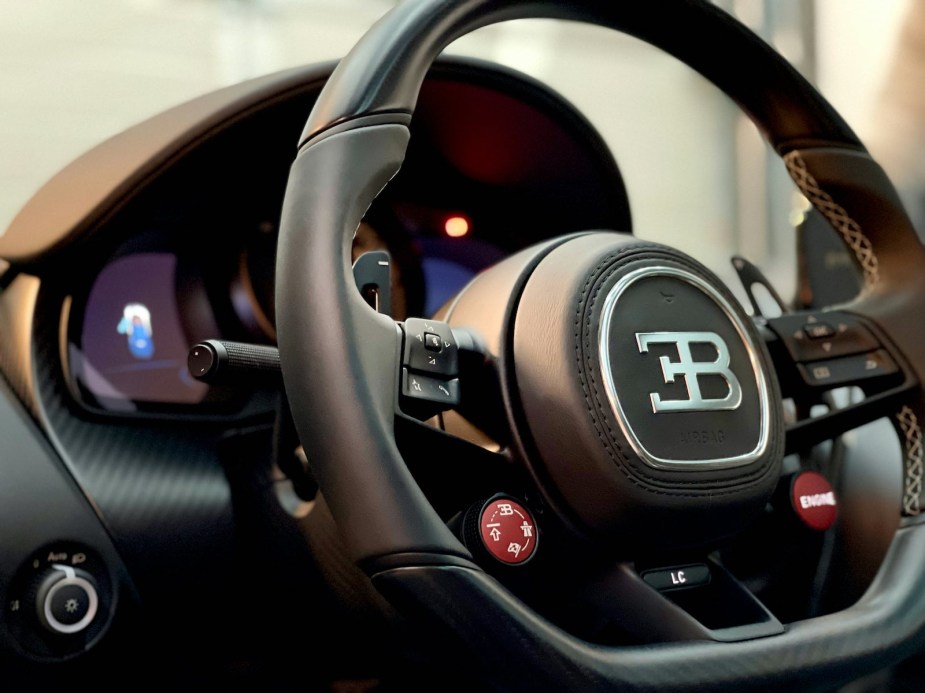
[635,331,743,413]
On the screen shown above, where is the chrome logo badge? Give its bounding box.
[635,331,743,413]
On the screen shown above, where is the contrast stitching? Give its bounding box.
[783,151,879,287]
[897,405,923,516]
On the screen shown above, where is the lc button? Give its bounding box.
[641,564,711,592]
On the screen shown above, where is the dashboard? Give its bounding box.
[50,59,630,418]
[5,0,924,684]
[0,58,631,683]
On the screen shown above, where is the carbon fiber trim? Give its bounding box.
[30,285,237,601]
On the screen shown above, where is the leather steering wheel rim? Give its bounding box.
[276,1,925,689]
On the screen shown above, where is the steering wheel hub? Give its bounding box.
[511,234,782,552]
[598,265,770,469]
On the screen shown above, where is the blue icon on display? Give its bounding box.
[117,303,155,360]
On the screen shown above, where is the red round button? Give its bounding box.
[791,471,838,531]
[479,498,537,565]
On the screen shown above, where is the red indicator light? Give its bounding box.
[444,215,470,238]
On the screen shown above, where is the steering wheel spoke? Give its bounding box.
[760,309,919,454]
[395,315,529,516]
[394,413,522,519]
[783,384,917,455]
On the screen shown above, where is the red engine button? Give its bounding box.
[479,498,537,565]
[791,471,838,531]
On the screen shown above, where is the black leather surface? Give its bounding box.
[303,0,859,154]
[277,123,470,561]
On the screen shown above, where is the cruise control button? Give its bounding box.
[641,564,711,591]
[791,471,837,531]
[402,369,460,407]
[797,349,899,388]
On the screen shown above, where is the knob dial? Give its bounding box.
[463,496,539,566]
[34,564,99,635]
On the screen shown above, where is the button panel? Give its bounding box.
[403,318,458,377]
[400,318,461,416]
[797,349,899,388]
[768,312,879,363]
[402,369,460,406]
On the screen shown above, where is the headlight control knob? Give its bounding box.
[33,564,100,636]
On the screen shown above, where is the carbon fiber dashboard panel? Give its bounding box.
[31,286,236,597]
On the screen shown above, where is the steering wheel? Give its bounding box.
[276,1,925,689]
